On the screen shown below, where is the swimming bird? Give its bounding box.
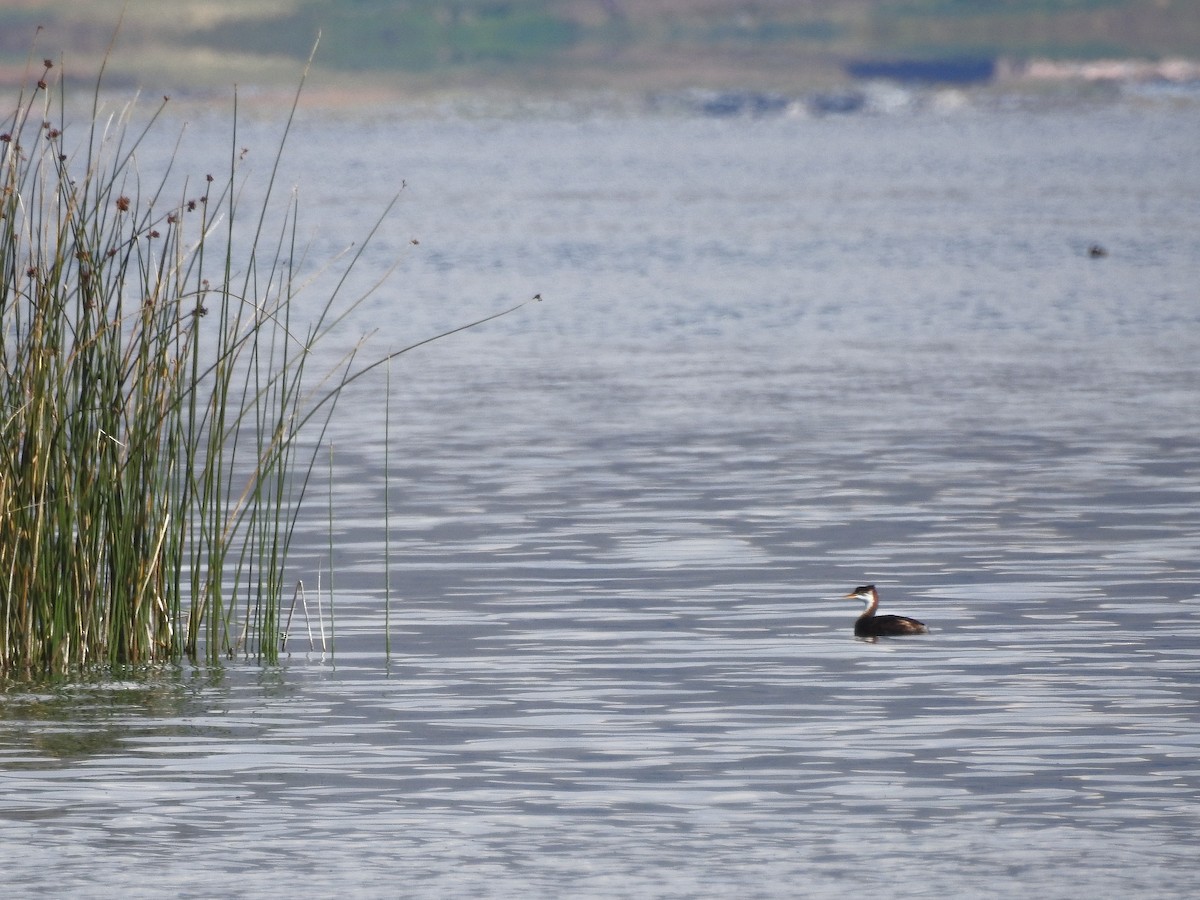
[844,584,928,637]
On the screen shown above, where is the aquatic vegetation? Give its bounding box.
[0,45,531,674]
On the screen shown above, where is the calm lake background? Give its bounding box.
[3,84,1200,897]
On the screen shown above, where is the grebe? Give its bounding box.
[844,584,928,637]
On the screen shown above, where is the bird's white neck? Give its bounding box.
[859,590,879,615]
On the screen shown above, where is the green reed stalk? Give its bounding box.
[384,358,392,660]
[327,442,335,658]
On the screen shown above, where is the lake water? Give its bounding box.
[3,87,1200,897]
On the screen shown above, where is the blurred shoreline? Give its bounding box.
[6,53,1197,121]
[3,0,1199,114]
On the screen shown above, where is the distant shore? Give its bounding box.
[5,50,1198,118]
[1001,56,1200,84]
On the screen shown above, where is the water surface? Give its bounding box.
[3,91,1200,897]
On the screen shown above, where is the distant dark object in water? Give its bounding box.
[846,57,996,85]
[699,91,791,117]
[843,584,929,638]
[808,90,866,115]
[1088,244,1108,258]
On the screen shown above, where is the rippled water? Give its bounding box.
[3,91,1200,897]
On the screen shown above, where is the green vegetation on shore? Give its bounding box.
[1,1,1196,96]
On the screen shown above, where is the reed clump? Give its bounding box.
[0,52,529,675]
[0,55,315,672]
